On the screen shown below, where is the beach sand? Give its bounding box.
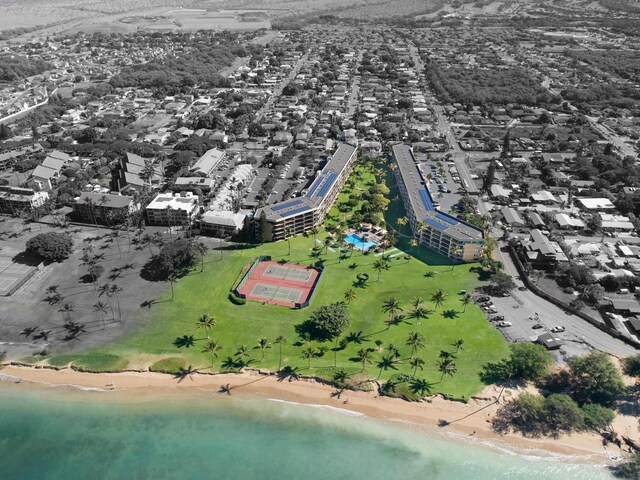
[0,364,635,463]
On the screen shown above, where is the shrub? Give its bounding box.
[229,292,246,305]
[582,403,616,431]
[623,354,640,378]
[508,342,553,381]
[150,357,187,375]
[26,232,73,262]
[71,354,129,373]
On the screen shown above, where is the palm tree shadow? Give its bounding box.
[277,365,300,382]
[174,365,198,383]
[442,309,459,319]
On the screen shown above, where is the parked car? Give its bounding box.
[476,296,490,303]
[518,286,527,291]
[551,326,565,333]
[497,321,512,327]
[491,315,505,322]
[486,307,498,314]
[532,324,544,329]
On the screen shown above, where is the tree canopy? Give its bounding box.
[26,232,73,262]
[303,303,352,341]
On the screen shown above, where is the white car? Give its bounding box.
[497,321,512,327]
[550,326,565,333]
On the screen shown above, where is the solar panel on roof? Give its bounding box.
[419,189,434,211]
[435,212,459,225]
[425,218,449,231]
[316,172,338,198]
[271,199,304,212]
[305,179,321,197]
[281,205,311,217]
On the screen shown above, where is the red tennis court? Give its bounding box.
[236,260,322,308]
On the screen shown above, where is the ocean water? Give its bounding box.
[0,384,614,480]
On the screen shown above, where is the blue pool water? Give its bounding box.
[344,233,378,251]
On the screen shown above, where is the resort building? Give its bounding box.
[0,186,49,214]
[113,152,163,194]
[145,192,199,227]
[254,143,358,242]
[391,144,484,262]
[74,192,138,225]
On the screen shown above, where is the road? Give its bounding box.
[489,247,638,357]
[255,53,308,121]
[345,50,363,118]
[586,116,637,158]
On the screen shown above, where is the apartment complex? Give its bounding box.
[145,192,199,227]
[74,192,137,225]
[392,144,484,262]
[0,186,49,214]
[255,143,357,242]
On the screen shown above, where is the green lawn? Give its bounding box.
[57,160,508,400]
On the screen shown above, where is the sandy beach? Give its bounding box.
[0,364,635,464]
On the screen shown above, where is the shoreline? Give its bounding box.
[0,364,629,466]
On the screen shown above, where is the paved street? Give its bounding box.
[255,53,308,121]
[489,246,638,357]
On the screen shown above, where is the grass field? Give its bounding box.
[63,160,508,400]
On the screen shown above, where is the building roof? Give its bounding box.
[175,177,215,188]
[537,333,562,350]
[555,213,586,228]
[126,152,146,167]
[258,143,357,222]
[41,156,65,171]
[577,198,615,210]
[201,210,246,229]
[610,298,640,314]
[190,148,225,176]
[392,144,484,242]
[502,207,525,226]
[31,165,58,180]
[490,185,511,198]
[48,150,70,162]
[147,192,198,212]
[76,192,133,208]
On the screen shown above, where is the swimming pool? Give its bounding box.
[344,233,378,252]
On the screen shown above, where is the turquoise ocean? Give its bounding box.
[0,384,615,480]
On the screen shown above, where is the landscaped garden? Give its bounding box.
[48,159,508,400]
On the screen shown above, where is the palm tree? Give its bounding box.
[437,358,457,383]
[397,216,409,235]
[108,283,123,320]
[410,378,433,397]
[59,302,75,322]
[93,301,108,329]
[322,236,332,255]
[196,314,216,339]
[274,335,286,369]
[344,288,356,304]
[408,238,418,255]
[376,354,398,379]
[373,259,388,282]
[415,222,426,242]
[431,288,447,311]
[452,338,465,353]
[203,339,222,368]
[285,227,293,255]
[310,227,319,246]
[257,337,272,361]
[235,345,251,364]
[356,348,373,372]
[409,357,425,377]
[450,245,462,270]
[387,343,401,359]
[333,368,349,388]
[410,296,423,310]
[196,242,207,272]
[406,331,425,358]
[98,283,115,319]
[461,293,473,312]
[382,297,402,318]
[301,346,317,368]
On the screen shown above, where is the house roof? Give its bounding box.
[190,148,225,176]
